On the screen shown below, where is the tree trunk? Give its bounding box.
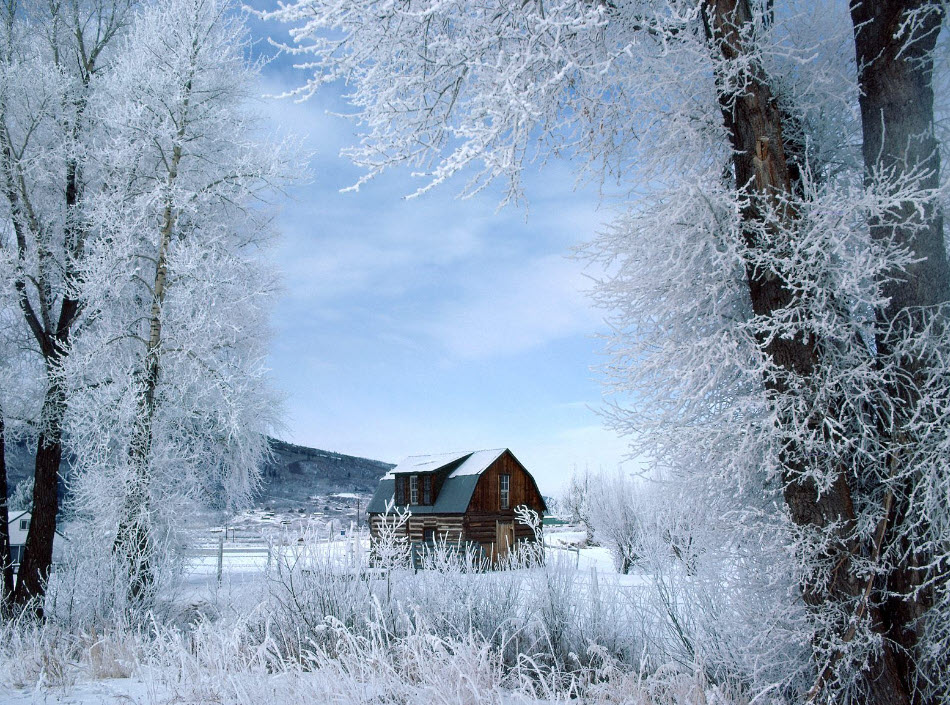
[850,3,948,701]
[852,1,949,315]
[113,141,182,601]
[11,367,66,612]
[0,406,14,607]
[703,1,911,702]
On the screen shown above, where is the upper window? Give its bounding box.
[19,519,29,531]
[410,475,419,504]
[422,476,432,505]
[499,474,510,509]
[395,477,406,505]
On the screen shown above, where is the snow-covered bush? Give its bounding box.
[264,529,378,656]
[41,522,183,631]
[586,472,642,574]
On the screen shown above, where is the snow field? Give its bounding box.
[0,531,739,705]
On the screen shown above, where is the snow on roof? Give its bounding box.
[382,448,507,480]
[381,450,472,479]
[447,448,506,477]
[7,510,29,524]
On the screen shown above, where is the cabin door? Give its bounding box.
[495,521,515,559]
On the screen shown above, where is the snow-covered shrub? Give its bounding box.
[2,608,761,704]
[0,619,80,689]
[586,472,642,574]
[264,527,379,656]
[623,486,813,698]
[563,468,596,545]
[41,521,183,630]
[369,501,411,570]
[43,554,129,630]
[2,542,777,705]
[401,559,525,659]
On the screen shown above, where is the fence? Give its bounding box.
[182,525,367,582]
[542,541,581,568]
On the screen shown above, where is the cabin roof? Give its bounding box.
[369,448,507,515]
[382,448,505,480]
[7,510,29,525]
[6,510,69,541]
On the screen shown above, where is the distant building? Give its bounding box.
[367,448,546,561]
[6,511,67,566]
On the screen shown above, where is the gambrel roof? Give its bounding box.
[368,448,507,515]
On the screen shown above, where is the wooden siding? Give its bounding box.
[407,515,464,543]
[369,514,464,543]
[369,514,409,540]
[464,450,544,558]
[467,451,545,514]
[463,512,539,553]
[393,467,452,507]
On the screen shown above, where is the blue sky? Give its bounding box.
[252,21,636,495]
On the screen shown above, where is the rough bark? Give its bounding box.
[852,1,949,314]
[0,123,77,607]
[11,376,65,610]
[850,2,948,701]
[703,1,911,702]
[0,407,13,607]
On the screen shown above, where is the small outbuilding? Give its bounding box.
[6,510,68,567]
[367,448,546,560]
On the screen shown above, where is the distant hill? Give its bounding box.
[3,436,393,511]
[258,438,393,508]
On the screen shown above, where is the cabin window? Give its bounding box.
[395,477,406,505]
[422,475,432,505]
[19,519,29,531]
[410,475,419,504]
[499,474,510,509]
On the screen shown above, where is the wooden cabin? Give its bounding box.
[367,448,546,560]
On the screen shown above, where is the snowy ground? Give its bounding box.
[1,679,164,705]
[1,524,668,705]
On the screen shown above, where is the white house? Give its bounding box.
[7,511,67,566]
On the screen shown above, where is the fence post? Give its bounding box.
[217,533,224,584]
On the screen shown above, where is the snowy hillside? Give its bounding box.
[260,438,393,503]
[4,437,393,515]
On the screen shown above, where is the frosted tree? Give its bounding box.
[63,0,289,599]
[268,0,948,702]
[0,0,291,606]
[563,467,595,544]
[0,0,134,605]
[586,470,640,572]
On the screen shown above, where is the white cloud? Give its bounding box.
[421,253,600,360]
